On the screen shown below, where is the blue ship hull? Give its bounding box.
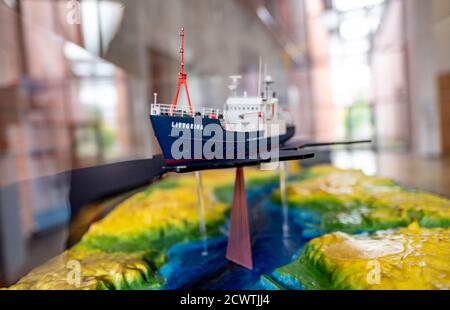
[150,115,295,165]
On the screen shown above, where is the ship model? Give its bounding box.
[150,28,297,170]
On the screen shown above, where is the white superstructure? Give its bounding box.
[223,75,287,137]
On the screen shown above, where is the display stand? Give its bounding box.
[279,161,289,237]
[226,167,253,269]
[195,171,208,256]
[193,164,292,269]
[193,168,253,268]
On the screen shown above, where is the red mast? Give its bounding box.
[171,27,193,114]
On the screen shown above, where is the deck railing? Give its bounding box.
[150,103,223,119]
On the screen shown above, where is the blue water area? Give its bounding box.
[194,202,305,290]
[158,183,326,290]
[159,237,229,290]
[189,202,311,289]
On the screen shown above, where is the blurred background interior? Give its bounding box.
[0,0,449,286]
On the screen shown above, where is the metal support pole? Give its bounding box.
[195,171,208,256]
[280,161,289,237]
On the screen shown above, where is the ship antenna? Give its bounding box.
[257,56,262,98]
[264,64,274,100]
[171,27,193,115]
[263,63,267,99]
